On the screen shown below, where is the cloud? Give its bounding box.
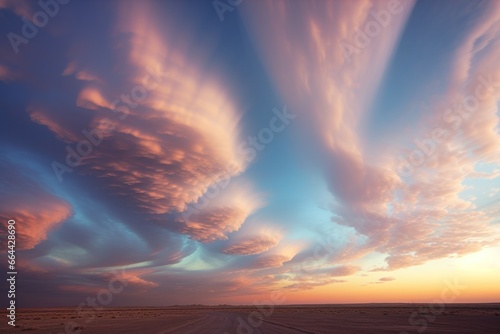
[0,155,72,250]
[0,0,34,18]
[328,265,360,277]
[379,276,396,282]
[284,279,346,291]
[252,254,290,268]
[59,271,158,294]
[223,234,280,255]
[29,108,80,143]
[375,4,500,267]
[0,0,269,276]
[241,0,500,273]
[367,276,396,284]
[3,0,249,218]
[283,265,358,291]
[178,181,264,242]
[180,206,249,243]
[0,1,272,305]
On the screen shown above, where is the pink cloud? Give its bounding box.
[223,234,280,255]
[20,1,251,219]
[0,159,72,250]
[179,181,264,242]
[30,108,80,143]
[180,206,249,243]
[241,0,500,274]
[252,254,291,269]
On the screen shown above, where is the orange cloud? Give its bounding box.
[284,265,359,291]
[223,234,281,255]
[379,276,395,282]
[27,1,250,218]
[252,254,291,269]
[180,207,249,243]
[179,181,264,242]
[30,108,79,143]
[0,158,72,250]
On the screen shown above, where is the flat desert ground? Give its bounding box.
[2,304,499,333]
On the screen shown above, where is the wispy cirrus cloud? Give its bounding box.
[241,0,500,274]
[283,265,359,291]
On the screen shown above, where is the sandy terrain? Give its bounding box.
[1,304,499,333]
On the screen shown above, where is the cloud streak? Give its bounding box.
[241,0,500,273]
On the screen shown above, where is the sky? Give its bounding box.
[0,0,499,307]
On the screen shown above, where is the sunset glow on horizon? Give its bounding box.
[1,0,499,309]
